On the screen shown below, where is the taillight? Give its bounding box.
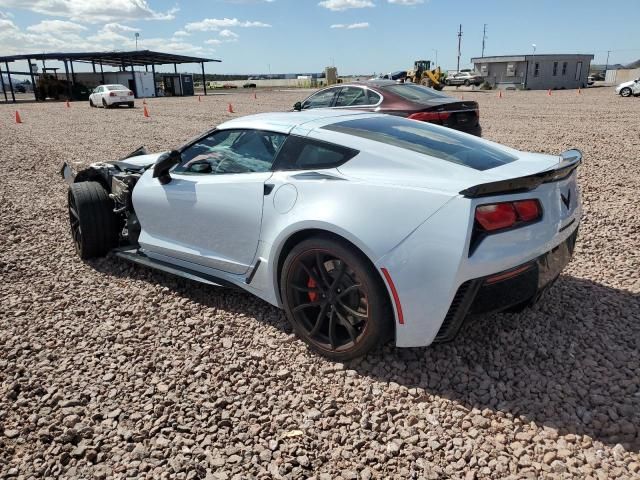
[475,200,541,231]
[109,91,116,97]
[408,111,450,123]
[127,91,133,96]
[513,199,539,221]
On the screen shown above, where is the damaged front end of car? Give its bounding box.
[60,146,157,248]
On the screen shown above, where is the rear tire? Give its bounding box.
[89,98,95,108]
[620,87,632,97]
[464,79,471,86]
[280,236,392,361]
[102,98,109,108]
[68,182,119,260]
[128,102,134,108]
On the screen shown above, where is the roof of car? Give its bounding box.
[350,79,398,87]
[217,109,381,134]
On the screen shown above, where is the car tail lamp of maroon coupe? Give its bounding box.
[295,80,482,136]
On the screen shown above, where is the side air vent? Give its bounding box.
[433,280,481,342]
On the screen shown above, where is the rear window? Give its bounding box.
[382,83,448,102]
[322,116,517,171]
[275,136,358,170]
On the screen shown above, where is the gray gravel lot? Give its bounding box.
[1,88,639,479]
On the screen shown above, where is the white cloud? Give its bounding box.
[205,39,222,45]
[0,16,17,31]
[185,17,271,31]
[0,10,13,18]
[26,19,87,34]
[219,29,239,38]
[0,18,208,57]
[330,22,369,29]
[0,0,177,23]
[173,29,189,37]
[388,0,424,4]
[318,0,374,11]
[102,22,139,33]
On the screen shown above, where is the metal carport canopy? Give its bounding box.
[0,50,220,67]
[0,50,220,102]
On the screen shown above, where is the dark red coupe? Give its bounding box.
[294,80,481,136]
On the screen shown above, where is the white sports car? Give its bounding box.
[62,110,582,360]
[89,84,135,108]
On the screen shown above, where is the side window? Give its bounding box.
[335,86,368,107]
[534,63,540,77]
[274,136,358,170]
[367,90,381,105]
[176,129,287,175]
[302,88,339,109]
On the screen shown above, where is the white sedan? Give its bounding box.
[615,78,640,97]
[89,84,135,108]
[61,110,582,360]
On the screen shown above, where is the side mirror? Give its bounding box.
[153,150,181,185]
[293,101,302,111]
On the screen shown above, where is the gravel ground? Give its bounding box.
[1,88,639,479]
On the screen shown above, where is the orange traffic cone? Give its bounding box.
[227,103,234,113]
[577,88,581,95]
[461,94,464,100]
[143,105,150,118]
[143,98,147,105]
[65,100,70,108]
[15,110,22,123]
[498,90,502,98]
[547,89,552,96]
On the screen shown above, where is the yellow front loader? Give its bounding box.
[406,60,446,90]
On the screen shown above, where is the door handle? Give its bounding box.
[264,184,275,195]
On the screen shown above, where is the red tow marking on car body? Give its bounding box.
[381,267,404,325]
[485,264,532,285]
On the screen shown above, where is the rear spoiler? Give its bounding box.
[460,149,582,198]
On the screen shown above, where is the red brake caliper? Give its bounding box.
[308,277,318,302]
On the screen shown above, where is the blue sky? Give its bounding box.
[0,0,639,75]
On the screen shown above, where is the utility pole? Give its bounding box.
[135,32,140,50]
[457,24,463,72]
[604,50,611,73]
[481,24,487,58]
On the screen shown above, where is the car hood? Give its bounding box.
[616,80,636,89]
[110,152,167,171]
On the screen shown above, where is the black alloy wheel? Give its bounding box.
[68,189,83,256]
[281,236,391,360]
[67,181,119,259]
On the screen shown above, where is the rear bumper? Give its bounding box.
[434,227,578,342]
[455,124,482,137]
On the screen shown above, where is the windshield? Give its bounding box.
[322,116,517,171]
[382,83,448,102]
[105,85,128,91]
